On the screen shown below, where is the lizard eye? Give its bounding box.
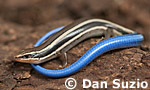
[15,54,35,59]
[24,54,35,58]
[24,55,29,58]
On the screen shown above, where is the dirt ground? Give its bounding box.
[0,0,150,90]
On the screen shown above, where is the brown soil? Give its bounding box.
[0,0,150,90]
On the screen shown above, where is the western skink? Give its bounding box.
[14,18,144,77]
[14,18,136,66]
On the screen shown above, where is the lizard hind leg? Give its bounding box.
[104,27,123,38]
